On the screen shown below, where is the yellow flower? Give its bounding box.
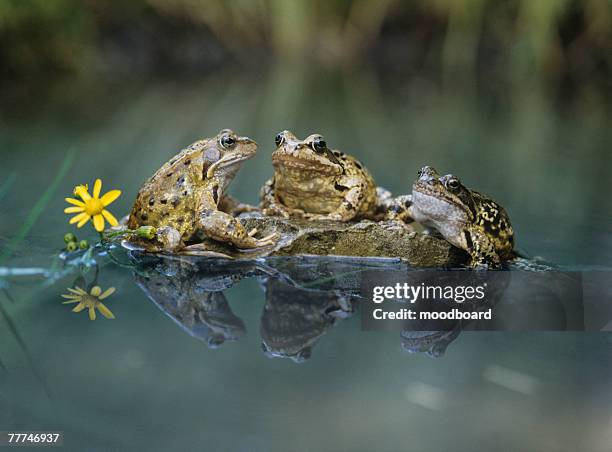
[65,179,121,232]
[61,285,116,320]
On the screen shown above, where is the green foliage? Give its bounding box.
[0,0,610,87]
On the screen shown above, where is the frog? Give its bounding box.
[406,166,515,268]
[260,130,394,222]
[128,129,277,252]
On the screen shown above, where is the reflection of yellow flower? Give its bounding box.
[61,285,116,320]
[64,179,121,232]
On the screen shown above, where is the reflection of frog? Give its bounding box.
[406,166,515,268]
[128,129,276,252]
[133,257,251,348]
[261,131,393,222]
[260,278,354,363]
[400,329,460,358]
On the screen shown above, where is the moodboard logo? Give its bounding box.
[361,271,612,332]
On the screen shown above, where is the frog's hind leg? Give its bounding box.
[218,194,259,216]
[260,178,292,219]
[381,193,414,224]
[466,229,501,269]
[199,209,277,249]
[142,226,183,252]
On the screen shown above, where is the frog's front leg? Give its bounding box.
[305,180,366,222]
[199,210,277,249]
[260,178,293,219]
[198,195,277,249]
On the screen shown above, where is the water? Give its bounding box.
[0,68,611,451]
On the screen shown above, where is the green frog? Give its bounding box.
[261,130,392,222]
[128,129,277,252]
[407,166,515,268]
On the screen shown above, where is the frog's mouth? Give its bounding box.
[206,153,254,179]
[412,182,460,208]
[272,154,342,175]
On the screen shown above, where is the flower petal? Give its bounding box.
[89,306,96,320]
[98,287,116,300]
[62,299,80,304]
[102,209,119,227]
[65,197,85,207]
[77,215,90,228]
[74,186,91,201]
[61,294,81,299]
[72,302,86,312]
[90,286,102,297]
[69,212,88,225]
[68,287,87,295]
[97,302,115,319]
[100,190,121,206]
[93,214,105,232]
[64,206,84,214]
[93,179,102,198]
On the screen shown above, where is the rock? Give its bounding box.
[179,213,468,267]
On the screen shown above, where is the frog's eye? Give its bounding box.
[220,134,236,149]
[274,133,285,147]
[446,178,461,190]
[311,137,327,153]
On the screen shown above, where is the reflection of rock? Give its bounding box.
[260,278,354,363]
[177,214,468,267]
[133,256,252,348]
[263,255,408,294]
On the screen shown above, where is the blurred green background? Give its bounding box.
[1,0,611,91]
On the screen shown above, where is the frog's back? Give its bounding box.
[127,142,207,238]
[472,190,515,259]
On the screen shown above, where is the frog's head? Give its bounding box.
[271,130,343,176]
[205,129,258,180]
[410,166,476,225]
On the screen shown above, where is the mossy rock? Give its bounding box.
[179,213,468,267]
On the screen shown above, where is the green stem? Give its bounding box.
[0,150,75,264]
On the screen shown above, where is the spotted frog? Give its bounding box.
[406,166,515,268]
[261,131,392,222]
[128,129,276,252]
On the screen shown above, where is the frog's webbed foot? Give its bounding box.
[200,210,279,250]
[245,228,278,247]
[302,212,345,222]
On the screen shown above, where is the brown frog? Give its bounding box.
[261,131,390,222]
[128,129,276,252]
[406,166,515,268]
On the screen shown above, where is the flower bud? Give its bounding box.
[66,241,78,252]
[64,232,77,243]
[136,225,157,240]
[79,240,89,250]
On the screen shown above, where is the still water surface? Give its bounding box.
[0,69,611,451]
